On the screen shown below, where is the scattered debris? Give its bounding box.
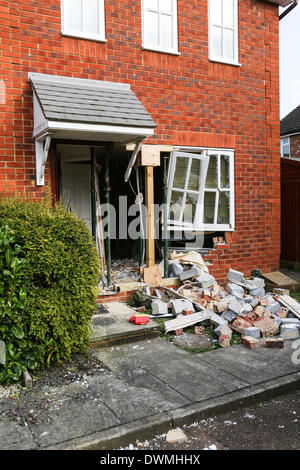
[166,429,187,443]
[126,252,300,352]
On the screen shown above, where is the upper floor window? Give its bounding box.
[281,137,290,158]
[209,0,239,65]
[142,0,179,55]
[61,0,106,42]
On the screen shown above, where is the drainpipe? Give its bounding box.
[279,0,298,20]
[105,145,113,287]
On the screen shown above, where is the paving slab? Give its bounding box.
[250,339,300,369]
[196,345,298,385]
[95,337,190,374]
[30,395,120,448]
[90,302,160,347]
[88,372,190,423]
[0,419,37,450]
[145,356,248,402]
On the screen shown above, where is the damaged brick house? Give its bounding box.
[0,0,292,290]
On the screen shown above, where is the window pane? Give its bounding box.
[212,26,222,57]
[204,192,216,224]
[160,0,173,14]
[170,191,183,221]
[145,11,159,46]
[206,155,218,188]
[183,193,198,224]
[145,0,159,10]
[84,0,99,35]
[188,158,201,191]
[160,14,173,49]
[211,0,222,24]
[173,157,188,189]
[224,28,234,59]
[223,0,234,27]
[65,0,82,31]
[220,155,230,188]
[218,192,230,224]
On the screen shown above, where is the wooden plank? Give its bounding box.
[143,266,162,287]
[278,295,300,319]
[262,271,296,287]
[145,166,155,267]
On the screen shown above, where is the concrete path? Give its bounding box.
[0,338,299,450]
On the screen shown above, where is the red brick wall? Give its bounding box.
[290,134,300,159]
[0,0,281,281]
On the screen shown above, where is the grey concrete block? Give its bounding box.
[169,262,184,278]
[151,300,169,315]
[221,310,237,322]
[281,318,300,326]
[194,272,216,288]
[179,266,201,281]
[214,324,232,339]
[244,327,261,339]
[228,298,243,315]
[210,313,228,327]
[280,325,300,339]
[227,268,245,283]
[241,302,253,314]
[249,287,265,298]
[170,299,194,315]
[250,297,259,308]
[226,283,244,299]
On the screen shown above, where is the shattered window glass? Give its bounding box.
[167,149,234,230]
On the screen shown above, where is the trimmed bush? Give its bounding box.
[0,195,100,383]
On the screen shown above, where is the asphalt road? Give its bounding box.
[120,390,300,450]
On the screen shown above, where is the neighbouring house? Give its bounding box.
[280,104,300,159]
[280,104,300,269]
[0,0,292,292]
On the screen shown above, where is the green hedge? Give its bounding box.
[0,195,100,384]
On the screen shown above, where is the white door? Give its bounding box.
[61,162,92,232]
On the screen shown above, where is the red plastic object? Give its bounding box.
[129,313,150,325]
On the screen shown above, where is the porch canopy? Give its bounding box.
[28,72,156,185]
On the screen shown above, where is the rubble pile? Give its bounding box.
[144,262,300,350]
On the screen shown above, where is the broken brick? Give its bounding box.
[195,326,205,335]
[254,305,265,317]
[174,329,183,336]
[137,306,146,312]
[231,316,253,334]
[265,338,284,349]
[242,336,259,349]
[253,318,279,337]
[218,334,230,348]
[182,309,193,316]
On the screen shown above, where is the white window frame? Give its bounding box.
[208,0,239,66]
[281,137,290,158]
[167,148,235,231]
[61,0,106,42]
[142,0,179,55]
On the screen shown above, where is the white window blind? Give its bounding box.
[209,0,239,65]
[142,0,178,54]
[62,0,106,42]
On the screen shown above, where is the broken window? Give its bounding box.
[167,149,235,231]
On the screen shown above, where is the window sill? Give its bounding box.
[62,32,107,43]
[209,57,241,67]
[142,46,181,56]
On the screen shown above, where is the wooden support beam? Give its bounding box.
[145,166,155,268]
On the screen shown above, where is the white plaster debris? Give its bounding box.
[203,444,217,450]
[244,413,256,419]
[224,420,237,425]
[0,383,20,399]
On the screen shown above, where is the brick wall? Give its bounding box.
[0,0,281,282]
[290,134,300,159]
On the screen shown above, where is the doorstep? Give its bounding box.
[90,301,160,349]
